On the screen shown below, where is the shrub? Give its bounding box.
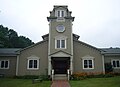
[14,75,50,80]
[105,63,113,73]
[71,72,87,80]
[71,72,115,80]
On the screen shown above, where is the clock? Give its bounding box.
[56,25,65,32]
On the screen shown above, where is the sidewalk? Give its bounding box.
[51,80,70,87]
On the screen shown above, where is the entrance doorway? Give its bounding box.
[52,57,70,74]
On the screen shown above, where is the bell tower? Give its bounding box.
[47,5,74,55]
[47,5,75,75]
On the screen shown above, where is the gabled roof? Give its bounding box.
[0,48,21,56]
[49,50,72,57]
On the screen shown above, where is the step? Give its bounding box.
[54,74,68,80]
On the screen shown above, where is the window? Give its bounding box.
[57,10,65,17]
[55,35,67,49]
[82,55,94,69]
[56,39,66,49]
[56,25,65,32]
[112,60,120,68]
[0,60,9,69]
[27,56,39,70]
[61,40,65,48]
[83,60,93,69]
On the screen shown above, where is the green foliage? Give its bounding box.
[105,63,113,73]
[71,72,115,80]
[0,25,34,48]
[15,75,50,81]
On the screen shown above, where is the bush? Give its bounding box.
[14,75,50,80]
[71,72,115,80]
[71,72,87,80]
[105,63,113,73]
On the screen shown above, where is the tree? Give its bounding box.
[18,36,34,48]
[0,25,34,48]
[0,25,9,47]
[8,29,19,48]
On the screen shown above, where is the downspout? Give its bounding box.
[102,54,105,74]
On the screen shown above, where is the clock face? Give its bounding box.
[56,25,65,32]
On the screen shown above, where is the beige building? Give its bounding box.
[0,5,120,77]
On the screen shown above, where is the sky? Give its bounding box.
[0,0,120,48]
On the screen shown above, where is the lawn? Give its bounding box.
[70,76,120,87]
[0,78,51,87]
[0,76,120,87]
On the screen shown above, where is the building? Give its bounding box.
[0,5,120,77]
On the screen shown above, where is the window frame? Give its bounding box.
[0,60,9,69]
[56,25,65,32]
[111,59,120,69]
[55,39,66,49]
[82,55,94,70]
[27,56,40,70]
[56,10,65,17]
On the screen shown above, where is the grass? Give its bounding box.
[0,76,120,87]
[0,78,51,87]
[70,76,120,87]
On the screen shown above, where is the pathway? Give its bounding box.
[51,80,70,87]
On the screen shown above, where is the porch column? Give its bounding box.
[70,56,73,75]
[48,56,51,75]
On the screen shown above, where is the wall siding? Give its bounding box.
[18,41,48,76]
[0,56,17,77]
[73,40,103,73]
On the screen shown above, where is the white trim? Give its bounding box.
[55,39,66,49]
[55,10,66,17]
[71,20,73,55]
[82,55,94,70]
[27,56,40,70]
[48,22,51,55]
[70,56,73,74]
[55,35,67,49]
[48,56,51,75]
[0,60,9,69]
[16,55,19,76]
[48,20,51,75]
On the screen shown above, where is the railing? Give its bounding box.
[67,69,70,81]
[51,69,54,81]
